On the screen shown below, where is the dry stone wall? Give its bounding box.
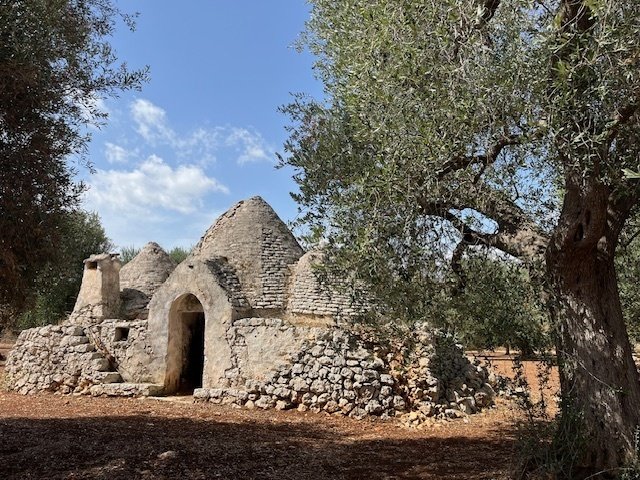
[204,257,249,309]
[5,325,121,395]
[393,326,497,421]
[255,227,300,310]
[222,317,322,386]
[6,319,495,421]
[194,322,495,420]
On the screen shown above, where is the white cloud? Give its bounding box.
[86,99,282,250]
[130,99,174,144]
[128,99,273,166]
[225,127,273,164]
[85,155,229,216]
[104,142,134,164]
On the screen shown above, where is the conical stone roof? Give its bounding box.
[120,242,177,298]
[287,250,363,320]
[191,196,304,309]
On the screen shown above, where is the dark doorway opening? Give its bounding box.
[179,311,205,393]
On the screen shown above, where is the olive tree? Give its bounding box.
[15,210,113,331]
[0,0,147,314]
[281,0,640,474]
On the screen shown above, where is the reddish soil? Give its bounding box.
[473,351,560,407]
[0,344,558,480]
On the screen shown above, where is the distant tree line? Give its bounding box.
[119,245,191,266]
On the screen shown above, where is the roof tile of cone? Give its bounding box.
[191,196,304,309]
[287,250,363,319]
[120,242,177,298]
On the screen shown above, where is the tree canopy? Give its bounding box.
[282,0,640,475]
[0,0,147,313]
[13,210,112,332]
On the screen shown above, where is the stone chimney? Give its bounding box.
[70,253,122,324]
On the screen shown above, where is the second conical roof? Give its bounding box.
[120,242,177,297]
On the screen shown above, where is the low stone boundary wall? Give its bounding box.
[6,321,496,422]
[195,326,495,420]
[5,325,120,395]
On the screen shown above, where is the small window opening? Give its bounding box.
[86,261,98,270]
[114,327,130,342]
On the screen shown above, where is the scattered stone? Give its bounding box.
[157,451,178,462]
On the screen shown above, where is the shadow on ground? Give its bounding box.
[0,413,515,480]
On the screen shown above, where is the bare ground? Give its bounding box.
[0,342,558,480]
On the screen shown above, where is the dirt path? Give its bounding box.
[0,346,558,480]
[0,392,522,480]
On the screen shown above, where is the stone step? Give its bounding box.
[90,383,164,397]
[93,371,123,384]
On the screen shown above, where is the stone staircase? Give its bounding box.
[5,324,166,397]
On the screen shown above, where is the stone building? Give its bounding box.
[6,196,495,420]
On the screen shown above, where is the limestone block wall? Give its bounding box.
[5,325,121,395]
[87,320,155,383]
[254,227,303,310]
[221,317,325,387]
[203,258,250,309]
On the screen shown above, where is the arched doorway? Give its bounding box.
[165,294,206,394]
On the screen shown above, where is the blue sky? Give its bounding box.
[80,1,322,250]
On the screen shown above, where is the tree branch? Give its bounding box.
[605,95,639,148]
[452,0,502,58]
[418,185,549,264]
[477,0,501,28]
[450,239,470,295]
[435,133,521,180]
[558,0,596,32]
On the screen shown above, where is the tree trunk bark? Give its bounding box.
[546,188,640,477]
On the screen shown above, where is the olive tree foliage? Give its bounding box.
[441,255,550,355]
[119,246,141,265]
[617,216,640,343]
[0,0,147,314]
[14,210,113,331]
[281,0,640,474]
[282,1,556,324]
[119,245,191,265]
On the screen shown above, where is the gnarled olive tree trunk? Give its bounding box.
[546,183,640,476]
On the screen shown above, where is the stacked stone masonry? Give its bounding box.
[203,257,250,309]
[193,322,495,420]
[120,241,177,320]
[255,227,300,310]
[287,251,362,319]
[86,319,155,383]
[191,197,304,309]
[6,325,122,395]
